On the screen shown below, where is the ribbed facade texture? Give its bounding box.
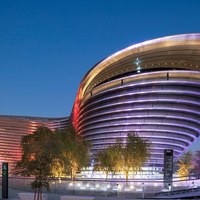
[0,115,68,170]
[1,34,200,171]
[73,34,200,168]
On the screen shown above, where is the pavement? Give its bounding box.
[1,194,142,200]
[0,188,134,200]
[1,188,142,200]
[1,188,200,200]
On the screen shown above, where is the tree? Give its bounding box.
[192,151,200,175]
[16,124,90,198]
[94,144,120,180]
[50,159,65,178]
[94,149,111,180]
[177,151,193,180]
[55,125,90,180]
[118,133,150,183]
[16,126,59,200]
[94,133,149,183]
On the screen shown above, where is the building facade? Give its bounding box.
[72,34,200,168]
[0,115,68,170]
[0,34,200,173]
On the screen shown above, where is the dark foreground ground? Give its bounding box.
[1,188,200,200]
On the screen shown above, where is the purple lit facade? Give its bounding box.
[0,34,200,171]
[73,34,200,168]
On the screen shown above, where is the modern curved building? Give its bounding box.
[1,34,200,172]
[0,115,68,170]
[72,34,200,168]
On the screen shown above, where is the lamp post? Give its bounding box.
[142,182,144,199]
[168,183,171,191]
[192,181,194,188]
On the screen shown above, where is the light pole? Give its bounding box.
[142,182,144,199]
[192,181,194,188]
[168,183,171,191]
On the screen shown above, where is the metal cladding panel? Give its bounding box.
[73,34,200,168]
[78,71,200,166]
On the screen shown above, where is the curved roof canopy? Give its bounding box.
[78,34,200,100]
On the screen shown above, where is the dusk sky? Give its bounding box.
[1,0,200,150]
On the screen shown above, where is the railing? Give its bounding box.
[156,187,200,197]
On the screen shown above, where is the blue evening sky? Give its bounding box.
[0,0,200,150]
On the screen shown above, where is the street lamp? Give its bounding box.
[192,181,194,188]
[142,182,144,199]
[168,183,171,191]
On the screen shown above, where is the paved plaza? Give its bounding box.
[2,188,200,200]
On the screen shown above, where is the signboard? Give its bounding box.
[2,162,8,199]
[163,149,173,189]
